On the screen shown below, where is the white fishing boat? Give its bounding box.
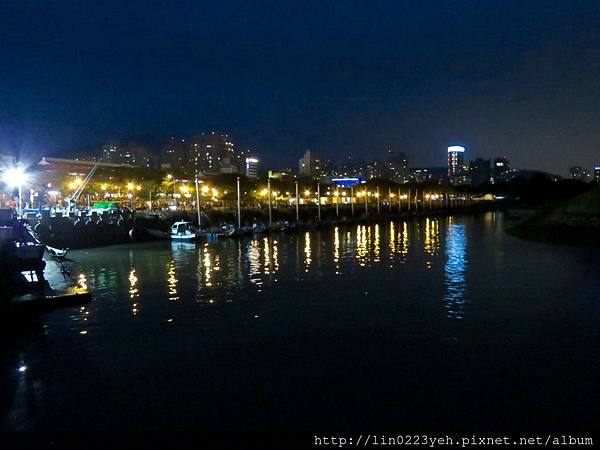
[170,221,199,241]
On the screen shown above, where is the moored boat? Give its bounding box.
[170,221,200,241]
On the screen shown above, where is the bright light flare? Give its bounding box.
[2,168,27,187]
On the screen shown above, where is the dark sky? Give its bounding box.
[1,0,599,173]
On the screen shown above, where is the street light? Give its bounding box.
[2,167,27,215]
[333,190,339,217]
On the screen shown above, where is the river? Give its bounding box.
[1,212,599,432]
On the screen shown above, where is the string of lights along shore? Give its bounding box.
[1,134,599,212]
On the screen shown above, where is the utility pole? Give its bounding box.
[236,176,241,229]
[295,180,299,222]
[195,178,202,229]
[317,182,321,222]
[398,187,402,213]
[267,178,272,228]
[414,188,418,213]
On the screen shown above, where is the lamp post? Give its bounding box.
[376,186,380,214]
[334,190,339,217]
[267,178,272,228]
[350,186,354,216]
[3,168,27,216]
[317,182,321,222]
[295,180,299,222]
[398,187,402,213]
[413,188,417,212]
[236,176,241,229]
[195,178,201,229]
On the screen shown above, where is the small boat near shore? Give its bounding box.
[170,221,200,241]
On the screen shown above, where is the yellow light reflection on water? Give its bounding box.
[356,225,367,266]
[248,239,262,290]
[272,239,279,274]
[374,224,380,263]
[424,218,440,259]
[333,227,340,274]
[129,267,139,315]
[77,273,88,290]
[167,260,179,301]
[203,245,212,287]
[263,237,271,275]
[304,232,312,272]
[399,222,409,262]
[389,222,396,266]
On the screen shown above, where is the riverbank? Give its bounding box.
[505,186,600,246]
[140,201,507,240]
[29,201,509,249]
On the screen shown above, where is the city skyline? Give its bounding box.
[2,1,600,175]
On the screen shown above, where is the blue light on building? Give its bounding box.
[331,177,364,187]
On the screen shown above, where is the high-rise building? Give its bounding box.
[409,167,448,185]
[299,150,313,177]
[365,159,386,179]
[447,146,465,177]
[245,157,259,178]
[569,166,591,182]
[469,158,491,187]
[101,142,155,167]
[491,157,516,184]
[161,137,190,173]
[386,151,409,183]
[298,150,327,179]
[448,145,469,185]
[190,133,236,176]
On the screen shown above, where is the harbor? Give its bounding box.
[1,212,598,432]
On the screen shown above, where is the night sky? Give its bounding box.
[1,0,599,173]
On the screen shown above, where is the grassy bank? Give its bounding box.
[506,185,600,246]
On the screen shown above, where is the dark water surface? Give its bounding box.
[2,212,599,431]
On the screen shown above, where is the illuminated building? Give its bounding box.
[491,157,516,184]
[161,137,190,173]
[298,150,329,179]
[594,166,600,183]
[245,157,259,178]
[299,150,316,177]
[448,145,465,177]
[469,158,491,187]
[386,151,409,183]
[331,177,364,187]
[409,167,447,185]
[569,166,591,182]
[448,145,470,185]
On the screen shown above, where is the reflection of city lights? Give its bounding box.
[77,273,88,290]
[304,232,312,271]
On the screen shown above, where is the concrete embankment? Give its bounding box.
[28,201,506,249]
